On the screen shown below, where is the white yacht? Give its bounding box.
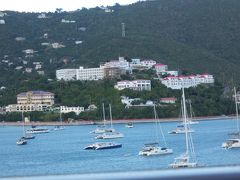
[95,132,124,139]
[26,126,50,134]
[169,88,198,168]
[222,87,240,149]
[84,142,122,150]
[125,122,133,128]
[139,143,173,156]
[139,105,173,156]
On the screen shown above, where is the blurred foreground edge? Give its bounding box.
[3,166,240,180]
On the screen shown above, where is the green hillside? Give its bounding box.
[0,0,240,85]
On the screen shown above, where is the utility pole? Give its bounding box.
[121,23,126,38]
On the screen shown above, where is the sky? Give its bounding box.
[0,0,139,12]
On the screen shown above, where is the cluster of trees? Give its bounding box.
[0,75,235,122]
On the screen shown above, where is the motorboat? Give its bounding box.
[54,125,65,131]
[139,143,173,156]
[125,122,133,128]
[222,138,240,149]
[95,132,124,139]
[84,142,122,150]
[16,138,27,145]
[26,126,50,134]
[22,134,35,139]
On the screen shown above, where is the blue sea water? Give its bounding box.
[0,118,240,177]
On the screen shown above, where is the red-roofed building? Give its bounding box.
[160,98,177,104]
[154,63,168,74]
[160,74,214,89]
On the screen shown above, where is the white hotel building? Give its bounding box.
[6,91,55,112]
[76,66,105,81]
[161,74,214,89]
[56,69,77,81]
[114,80,151,91]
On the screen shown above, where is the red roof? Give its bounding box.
[160,98,177,101]
[154,63,166,67]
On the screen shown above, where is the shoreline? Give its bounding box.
[0,115,234,126]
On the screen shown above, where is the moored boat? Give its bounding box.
[125,122,133,128]
[95,132,124,139]
[26,126,50,134]
[84,142,122,150]
[16,138,27,145]
[139,143,173,156]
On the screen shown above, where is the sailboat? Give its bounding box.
[169,88,198,168]
[182,101,199,125]
[168,100,194,134]
[222,87,240,149]
[16,112,29,145]
[90,103,115,134]
[95,104,124,139]
[139,105,173,156]
[54,110,65,131]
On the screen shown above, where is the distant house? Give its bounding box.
[51,43,65,49]
[0,86,6,90]
[115,80,151,91]
[154,63,168,74]
[0,19,5,24]
[15,66,23,70]
[37,71,45,75]
[37,13,48,19]
[60,106,84,115]
[25,68,32,73]
[160,98,177,104]
[15,37,26,41]
[75,41,83,45]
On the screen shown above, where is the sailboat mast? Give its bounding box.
[182,88,189,155]
[189,101,193,120]
[102,103,106,126]
[153,104,160,144]
[234,87,240,133]
[109,104,113,129]
[22,111,25,136]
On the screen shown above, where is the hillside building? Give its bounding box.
[161,74,214,89]
[6,91,55,112]
[114,80,151,91]
[60,106,84,115]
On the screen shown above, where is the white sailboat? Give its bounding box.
[169,88,198,168]
[139,105,173,156]
[90,103,115,134]
[169,100,194,134]
[16,112,28,145]
[95,104,124,139]
[222,87,240,149]
[183,101,199,125]
[54,111,65,131]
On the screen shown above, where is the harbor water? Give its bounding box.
[0,118,240,177]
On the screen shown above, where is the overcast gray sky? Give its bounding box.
[0,0,139,12]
